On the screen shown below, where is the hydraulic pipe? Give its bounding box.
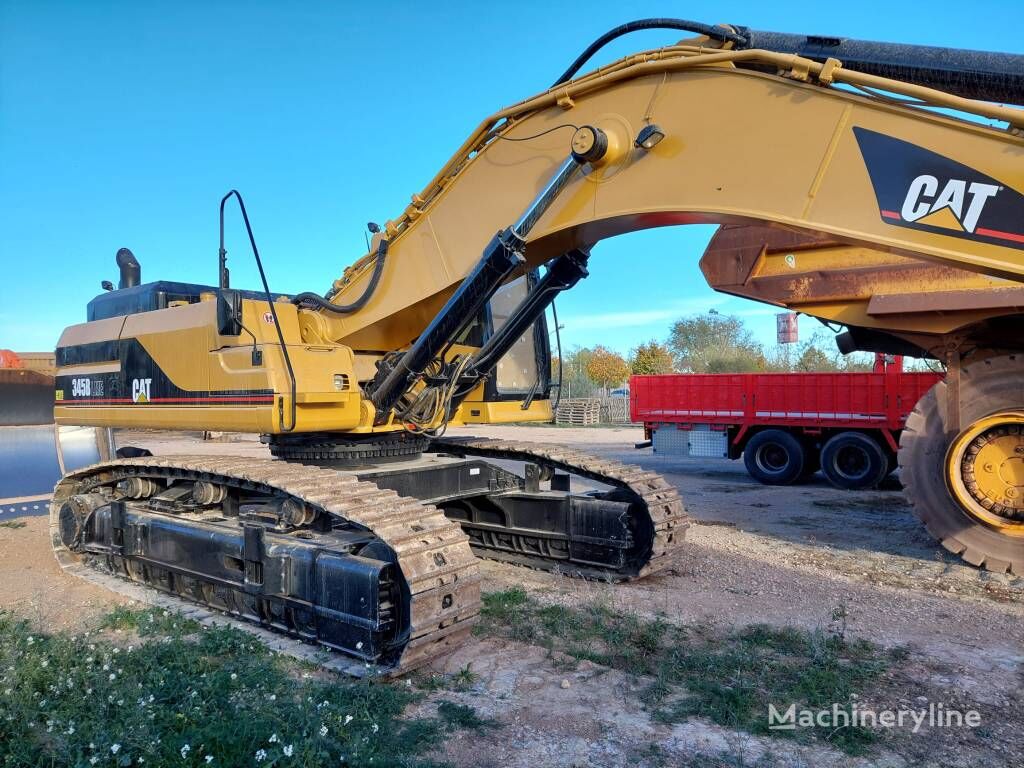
[464,249,590,383]
[368,141,599,421]
[368,228,526,418]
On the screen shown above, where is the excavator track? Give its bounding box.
[429,437,688,579]
[50,456,480,676]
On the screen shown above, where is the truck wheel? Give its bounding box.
[743,429,806,485]
[820,432,888,490]
[899,355,1024,575]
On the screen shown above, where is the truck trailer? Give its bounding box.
[631,357,942,490]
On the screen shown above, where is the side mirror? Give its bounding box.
[217,289,242,336]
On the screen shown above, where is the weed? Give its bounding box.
[436,701,497,731]
[413,663,478,693]
[0,607,486,767]
[0,521,26,529]
[100,605,201,637]
[451,664,479,691]
[477,590,901,755]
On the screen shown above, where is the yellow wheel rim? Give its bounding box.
[946,411,1024,537]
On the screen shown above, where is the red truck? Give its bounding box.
[630,356,943,490]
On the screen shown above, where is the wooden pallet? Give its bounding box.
[555,398,601,425]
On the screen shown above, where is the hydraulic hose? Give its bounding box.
[552,19,747,86]
[292,238,389,313]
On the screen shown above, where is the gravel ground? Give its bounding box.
[1,424,1020,767]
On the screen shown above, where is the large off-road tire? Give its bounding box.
[899,354,1024,575]
[743,429,806,485]
[820,431,889,490]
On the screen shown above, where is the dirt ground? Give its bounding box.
[1,424,1021,767]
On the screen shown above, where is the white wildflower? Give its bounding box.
[268,694,276,701]
[343,715,353,725]
[181,744,191,759]
[283,744,293,757]
[26,637,34,645]
[255,749,267,762]
[40,660,48,668]
[205,757,214,764]
[110,744,121,754]
[319,724,328,737]
[89,758,98,766]
[109,673,117,681]
[371,724,378,734]
[230,673,237,681]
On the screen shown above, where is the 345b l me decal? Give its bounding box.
[854,126,1024,249]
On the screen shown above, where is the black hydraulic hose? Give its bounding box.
[550,297,563,415]
[552,19,747,86]
[292,237,389,313]
[219,190,298,432]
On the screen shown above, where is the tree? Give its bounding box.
[795,343,838,372]
[630,340,675,375]
[586,345,630,392]
[668,313,764,373]
[552,346,601,398]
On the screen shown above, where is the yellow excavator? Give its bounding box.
[39,20,1024,674]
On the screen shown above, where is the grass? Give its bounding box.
[0,521,27,529]
[412,663,479,693]
[436,701,496,732]
[477,588,908,755]
[0,607,490,767]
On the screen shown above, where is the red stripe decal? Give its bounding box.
[975,226,1024,244]
[58,396,275,405]
[880,210,901,220]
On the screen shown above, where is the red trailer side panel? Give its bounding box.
[631,369,942,431]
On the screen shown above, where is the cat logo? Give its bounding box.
[132,377,153,403]
[900,177,1000,234]
[854,126,1024,250]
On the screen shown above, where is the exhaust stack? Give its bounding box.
[116,247,141,289]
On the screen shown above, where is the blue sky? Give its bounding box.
[2,1,1021,356]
